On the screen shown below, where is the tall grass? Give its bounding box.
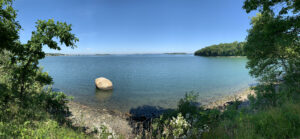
[202,86,300,139]
[203,101,300,139]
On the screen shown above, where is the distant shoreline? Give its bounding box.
[45,53,248,57]
[163,52,189,55]
[194,54,246,57]
[45,53,193,56]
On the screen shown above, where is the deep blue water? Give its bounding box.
[40,54,255,112]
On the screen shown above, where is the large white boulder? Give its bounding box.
[95,77,113,90]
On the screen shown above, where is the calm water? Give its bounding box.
[40,54,254,112]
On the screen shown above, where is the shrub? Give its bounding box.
[150,92,221,138]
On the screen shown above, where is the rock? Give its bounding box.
[95,77,113,90]
[95,89,113,101]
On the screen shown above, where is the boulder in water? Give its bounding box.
[95,77,113,90]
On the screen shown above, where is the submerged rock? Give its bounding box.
[95,89,113,101]
[95,77,113,90]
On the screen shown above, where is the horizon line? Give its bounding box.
[46,52,194,55]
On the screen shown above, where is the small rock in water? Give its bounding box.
[95,77,113,90]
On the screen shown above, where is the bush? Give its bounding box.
[150,92,221,138]
[203,101,300,139]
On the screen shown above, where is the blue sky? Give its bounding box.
[15,0,257,54]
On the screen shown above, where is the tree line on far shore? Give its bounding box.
[194,41,245,56]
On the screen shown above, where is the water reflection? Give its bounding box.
[95,89,113,102]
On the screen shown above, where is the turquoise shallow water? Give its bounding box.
[40,54,255,112]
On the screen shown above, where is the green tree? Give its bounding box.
[243,0,300,87]
[12,19,79,100]
[0,0,78,102]
[0,0,20,51]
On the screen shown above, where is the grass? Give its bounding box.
[202,96,300,139]
[0,102,92,139]
[0,119,90,139]
[0,81,92,138]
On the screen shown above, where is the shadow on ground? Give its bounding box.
[128,105,174,136]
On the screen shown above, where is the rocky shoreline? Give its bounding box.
[66,88,255,138]
[66,102,134,138]
[204,88,255,110]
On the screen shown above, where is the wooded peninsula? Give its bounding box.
[194,41,245,56]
